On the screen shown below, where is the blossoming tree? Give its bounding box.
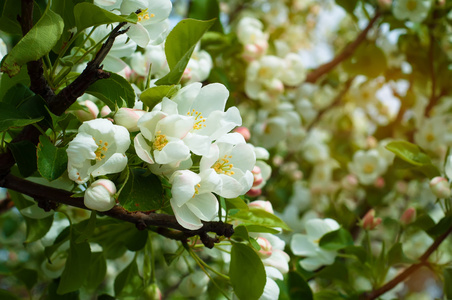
[0,0,452,299]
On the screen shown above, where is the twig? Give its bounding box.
[0,174,233,248]
[305,12,381,83]
[359,225,452,299]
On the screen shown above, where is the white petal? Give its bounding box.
[170,170,200,207]
[193,83,229,116]
[290,234,318,257]
[305,219,337,240]
[90,153,128,177]
[259,278,280,300]
[170,199,203,230]
[183,133,211,156]
[154,141,190,164]
[186,193,218,221]
[134,134,154,164]
[127,23,151,48]
[215,174,243,198]
[171,82,202,114]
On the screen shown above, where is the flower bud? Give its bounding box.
[341,174,358,191]
[256,237,272,259]
[374,177,385,189]
[143,283,162,300]
[252,166,263,187]
[400,207,416,225]
[246,188,262,197]
[114,108,146,132]
[234,126,251,141]
[84,179,117,212]
[248,200,274,214]
[100,105,112,117]
[362,209,382,230]
[75,100,99,122]
[429,176,451,198]
[181,68,192,83]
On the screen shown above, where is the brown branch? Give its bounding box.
[359,225,452,300]
[0,174,233,248]
[305,12,381,84]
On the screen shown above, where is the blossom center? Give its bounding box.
[193,183,201,198]
[406,0,417,11]
[426,133,435,142]
[213,155,235,176]
[137,8,155,22]
[363,164,375,174]
[187,109,206,130]
[153,131,168,150]
[93,138,109,161]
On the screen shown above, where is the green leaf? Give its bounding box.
[0,289,20,300]
[25,215,54,244]
[156,18,215,85]
[335,0,359,14]
[343,245,367,264]
[231,207,290,231]
[75,211,97,244]
[140,85,180,110]
[84,252,107,290]
[386,140,440,178]
[1,7,64,77]
[86,73,136,110]
[13,268,38,291]
[427,215,452,238]
[46,279,80,300]
[230,243,266,300]
[57,241,92,295]
[8,141,37,178]
[51,0,85,54]
[343,42,387,78]
[37,135,68,181]
[1,83,34,106]
[0,67,30,100]
[387,242,414,266]
[74,3,137,31]
[0,0,22,35]
[114,257,143,298]
[188,0,223,33]
[0,103,44,132]
[288,271,313,300]
[444,268,452,299]
[244,225,280,234]
[319,228,353,251]
[232,225,250,242]
[44,227,71,261]
[118,168,164,212]
[225,197,249,211]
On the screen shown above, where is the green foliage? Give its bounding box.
[230,243,266,300]
[343,42,387,78]
[117,168,164,212]
[156,18,215,85]
[114,257,143,298]
[1,7,64,77]
[13,268,38,292]
[8,141,38,177]
[319,228,354,251]
[73,2,138,32]
[57,240,91,294]
[288,271,313,300]
[231,207,290,231]
[37,135,68,181]
[188,0,224,33]
[140,85,180,110]
[86,73,136,110]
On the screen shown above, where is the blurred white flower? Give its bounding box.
[178,271,209,297]
[393,0,431,23]
[67,119,130,184]
[348,149,388,185]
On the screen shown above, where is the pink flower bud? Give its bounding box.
[374,177,385,189]
[256,237,272,259]
[252,166,263,187]
[84,179,117,212]
[114,108,146,132]
[400,207,416,225]
[75,100,99,122]
[362,209,381,230]
[429,176,451,199]
[234,127,251,141]
[246,188,262,197]
[248,200,274,214]
[100,105,112,117]
[181,68,192,83]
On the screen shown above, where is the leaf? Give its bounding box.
[57,240,92,295]
[114,258,143,298]
[319,228,353,251]
[230,243,266,300]
[225,197,249,211]
[335,0,359,14]
[0,103,44,132]
[37,136,68,181]
[156,18,215,85]
[1,7,64,77]
[74,3,137,31]
[84,252,107,290]
[427,215,452,238]
[24,215,54,244]
[343,42,387,78]
[1,83,34,106]
[118,168,164,212]
[86,73,136,110]
[444,268,452,299]
[343,245,367,264]
[0,289,20,300]
[44,227,71,261]
[13,268,38,291]
[75,211,97,244]
[8,141,38,177]
[46,279,80,300]
[288,271,313,300]
[188,0,224,33]
[140,85,180,110]
[0,0,22,35]
[231,207,290,231]
[387,242,414,266]
[0,67,30,100]
[51,0,86,53]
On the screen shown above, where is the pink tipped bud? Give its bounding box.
[400,207,416,225]
[246,188,262,197]
[374,177,385,189]
[100,105,112,117]
[114,108,146,132]
[248,200,274,214]
[252,166,263,187]
[342,174,358,191]
[234,127,251,141]
[429,176,451,199]
[256,237,273,259]
[362,209,381,230]
[181,68,192,83]
[75,100,99,122]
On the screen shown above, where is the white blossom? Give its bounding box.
[84,179,117,211]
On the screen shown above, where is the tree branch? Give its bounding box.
[305,12,381,84]
[359,225,452,300]
[0,174,233,248]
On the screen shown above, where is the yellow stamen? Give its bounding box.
[153,131,168,150]
[213,155,234,176]
[187,109,207,130]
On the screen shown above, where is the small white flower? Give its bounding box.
[348,149,388,185]
[67,119,130,184]
[84,179,117,211]
[291,218,340,271]
[393,0,431,23]
[178,271,209,297]
[169,170,219,230]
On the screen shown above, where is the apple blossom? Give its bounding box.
[348,149,388,185]
[84,179,117,212]
[291,218,340,271]
[429,177,451,199]
[393,0,431,23]
[178,271,209,297]
[114,108,146,132]
[67,119,130,184]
